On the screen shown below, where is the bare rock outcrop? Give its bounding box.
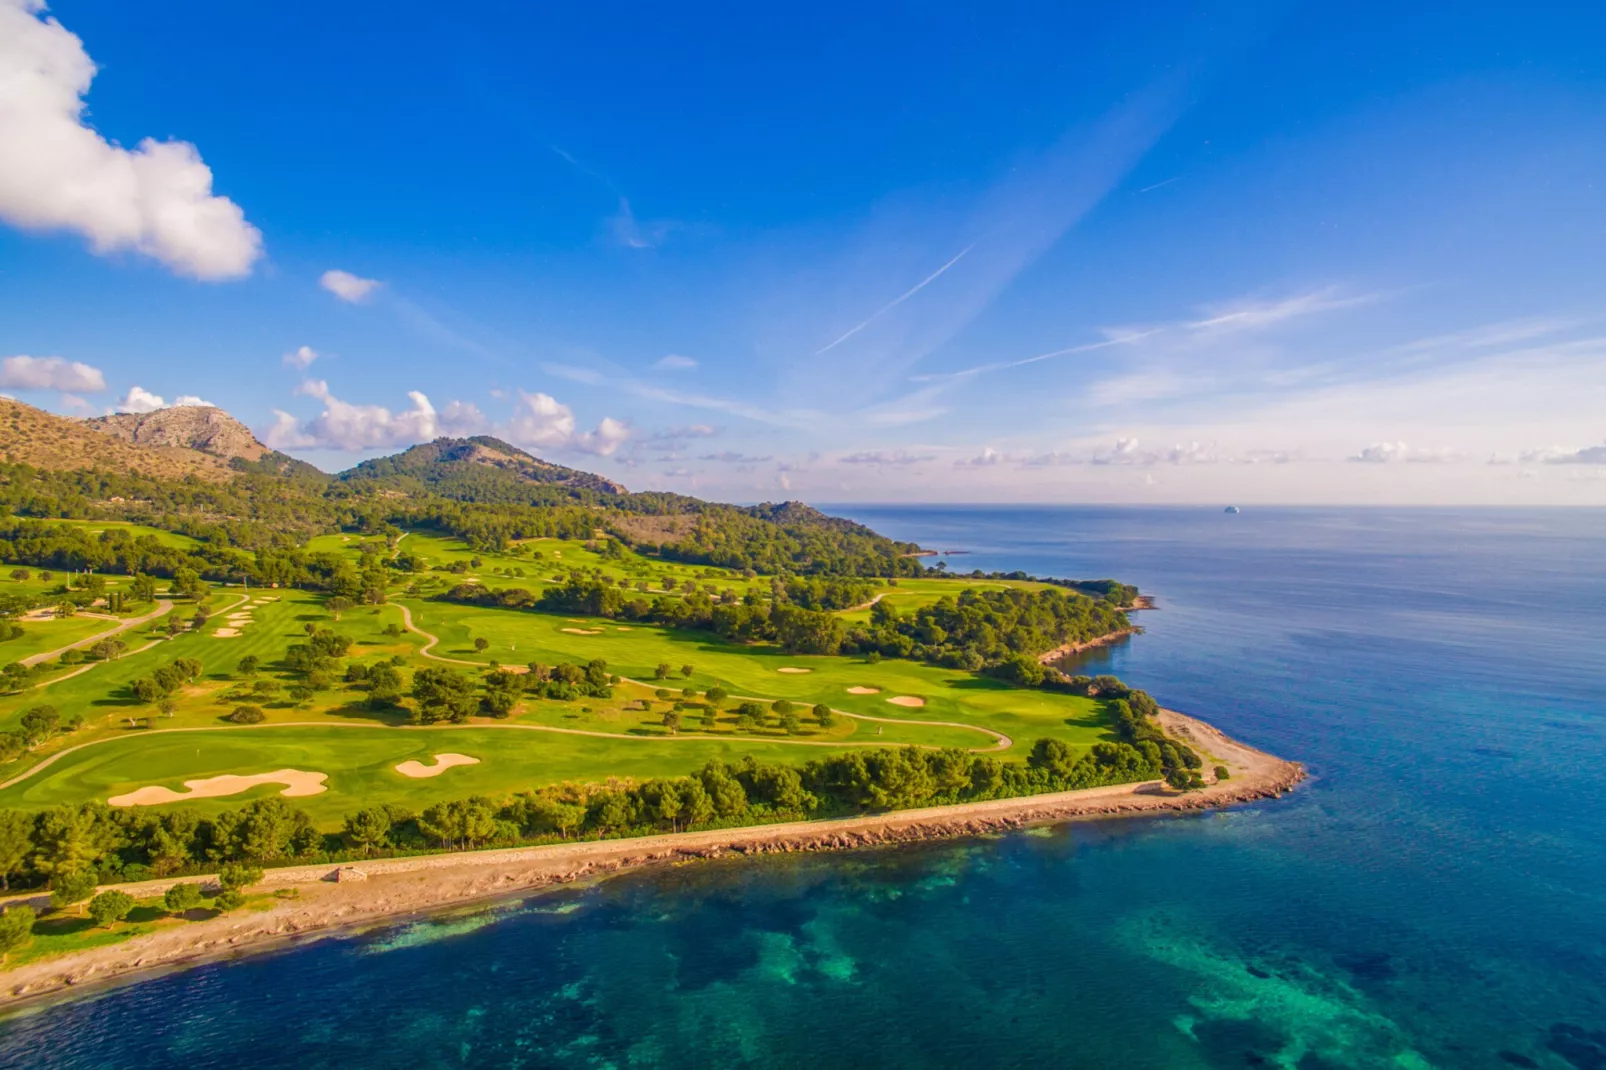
[84,406,269,461]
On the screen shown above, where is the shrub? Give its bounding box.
[228,705,266,724]
[211,889,245,912]
[1214,765,1230,781]
[87,890,135,928]
[0,906,35,962]
[164,882,205,913]
[219,863,264,890]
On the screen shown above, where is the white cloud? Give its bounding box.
[1349,442,1459,464]
[955,447,1004,468]
[0,1,262,279]
[172,394,212,407]
[0,354,104,392]
[1544,443,1606,465]
[319,269,381,303]
[505,391,630,456]
[838,450,935,466]
[115,385,166,413]
[653,354,698,371]
[438,400,489,437]
[270,381,441,451]
[282,345,318,370]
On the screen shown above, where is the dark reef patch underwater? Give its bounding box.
[2,506,1603,1070]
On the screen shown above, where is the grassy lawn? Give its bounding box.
[41,518,202,550]
[0,530,1121,826]
[0,724,917,822]
[0,615,125,664]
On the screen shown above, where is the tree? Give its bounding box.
[342,808,391,855]
[327,596,353,619]
[0,810,32,890]
[0,906,35,963]
[654,662,672,680]
[771,699,794,717]
[219,862,264,891]
[87,889,134,928]
[705,686,727,708]
[18,705,59,747]
[411,667,478,724]
[781,711,802,735]
[238,654,260,676]
[212,889,245,912]
[49,869,98,913]
[164,882,205,914]
[681,664,695,678]
[1214,765,1230,781]
[228,705,265,724]
[735,701,763,730]
[662,709,682,733]
[473,637,490,652]
[813,703,835,728]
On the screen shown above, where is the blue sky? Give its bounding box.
[2,0,1604,503]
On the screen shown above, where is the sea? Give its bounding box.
[1,506,1602,1070]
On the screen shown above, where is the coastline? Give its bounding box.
[1037,626,1142,664]
[0,709,1302,1011]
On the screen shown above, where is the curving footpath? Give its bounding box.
[19,599,175,667]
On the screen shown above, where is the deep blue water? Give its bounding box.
[3,506,1604,1069]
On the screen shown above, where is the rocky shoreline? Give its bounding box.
[0,710,1303,1011]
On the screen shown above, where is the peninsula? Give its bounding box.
[0,399,1302,1005]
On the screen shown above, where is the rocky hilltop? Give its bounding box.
[0,398,235,481]
[84,405,270,462]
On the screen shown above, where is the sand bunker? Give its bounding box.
[213,627,241,638]
[110,769,328,807]
[846,686,881,695]
[561,627,602,635]
[886,696,926,707]
[776,667,813,674]
[615,626,632,631]
[394,753,481,779]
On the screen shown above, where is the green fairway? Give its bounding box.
[0,723,907,822]
[0,527,1126,827]
[0,614,124,664]
[403,598,1112,750]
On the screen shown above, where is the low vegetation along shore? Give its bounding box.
[0,710,1302,1007]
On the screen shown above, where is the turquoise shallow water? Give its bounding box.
[2,506,1603,1069]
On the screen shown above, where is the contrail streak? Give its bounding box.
[815,242,977,354]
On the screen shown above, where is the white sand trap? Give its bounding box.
[213,627,241,638]
[776,667,813,674]
[394,753,481,779]
[886,695,926,707]
[615,626,632,631]
[561,627,602,635]
[846,686,881,695]
[110,769,328,807]
[226,614,252,624]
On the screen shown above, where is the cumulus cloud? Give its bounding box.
[114,386,210,413]
[0,0,262,279]
[319,269,381,303]
[0,354,105,392]
[1350,442,1460,464]
[1543,443,1606,465]
[839,450,935,466]
[955,447,1004,468]
[699,451,773,464]
[267,381,441,451]
[653,354,698,371]
[282,345,318,370]
[505,391,630,456]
